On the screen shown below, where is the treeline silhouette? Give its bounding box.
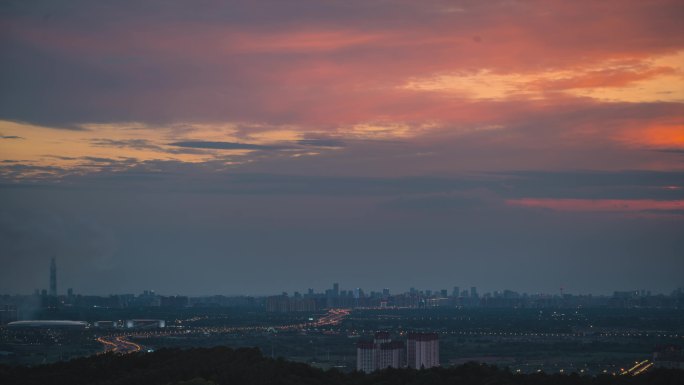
[0,346,681,385]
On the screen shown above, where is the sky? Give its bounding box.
[1,0,683,296]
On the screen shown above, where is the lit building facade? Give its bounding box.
[407,332,439,369]
[356,332,405,372]
[356,341,376,373]
[377,341,405,369]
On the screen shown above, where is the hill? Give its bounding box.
[0,346,681,385]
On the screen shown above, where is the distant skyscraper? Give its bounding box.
[470,286,478,298]
[333,282,339,297]
[49,257,57,297]
[452,286,460,297]
[407,333,439,369]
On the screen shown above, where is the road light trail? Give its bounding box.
[96,308,351,354]
[632,362,653,375]
[96,336,118,353]
[96,335,143,354]
[621,360,652,376]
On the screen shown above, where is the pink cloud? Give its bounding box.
[2,0,684,175]
[507,198,684,213]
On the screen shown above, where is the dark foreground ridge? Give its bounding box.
[0,347,681,385]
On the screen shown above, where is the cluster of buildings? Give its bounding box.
[356,332,439,373]
[3,260,683,316]
[266,284,684,311]
[32,288,190,310]
[264,284,482,312]
[266,293,318,312]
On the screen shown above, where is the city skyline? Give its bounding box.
[2,0,684,296]
[16,259,683,298]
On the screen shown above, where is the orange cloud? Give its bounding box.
[3,0,684,179]
[532,66,676,90]
[615,120,684,150]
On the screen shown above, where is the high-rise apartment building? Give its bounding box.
[377,341,405,369]
[356,332,405,372]
[407,332,439,369]
[356,341,376,373]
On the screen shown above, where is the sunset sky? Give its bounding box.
[1,0,683,295]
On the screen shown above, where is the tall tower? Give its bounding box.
[49,257,57,297]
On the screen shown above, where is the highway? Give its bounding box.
[96,308,351,354]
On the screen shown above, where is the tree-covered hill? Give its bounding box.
[0,347,681,385]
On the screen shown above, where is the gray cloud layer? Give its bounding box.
[1,168,682,295]
[1,0,683,296]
